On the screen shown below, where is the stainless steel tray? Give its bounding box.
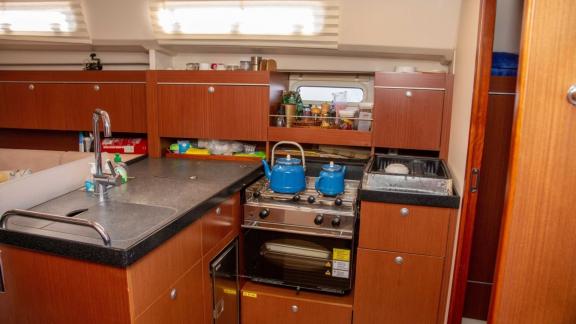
[362,154,453,196]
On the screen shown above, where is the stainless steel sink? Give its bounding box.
[362,154,453,196]
[42,202,177,242]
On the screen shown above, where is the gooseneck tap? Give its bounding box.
[92,109,121,199]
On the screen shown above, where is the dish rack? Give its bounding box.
[363,154,453,196]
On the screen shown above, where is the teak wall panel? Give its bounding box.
[0,83,38,129]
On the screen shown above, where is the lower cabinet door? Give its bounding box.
[353,248,444,324]
[241,283,352,324]
[135,261,204,324]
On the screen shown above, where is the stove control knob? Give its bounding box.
[308,196,316,204]
[331,217,341,228]
[259,209,270,219]
[314,215,324,225]
[292,194,301,202]
[334,198,343,206]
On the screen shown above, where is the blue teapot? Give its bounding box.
[262,141,307,194]
[315,161,346,196]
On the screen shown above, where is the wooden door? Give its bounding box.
[65,83,147,132]
[208,85,268,141]
[353,248,444,324]
[0,82,37,129]
[489,0,576,322]
[157,84,210,138]
[373,88,444,150]
[135,261,205,324]
[34,83,78,130]
[95,83,147,133]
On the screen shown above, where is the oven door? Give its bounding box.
[242,224,354,295]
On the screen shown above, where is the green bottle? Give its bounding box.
[114,153,128,184]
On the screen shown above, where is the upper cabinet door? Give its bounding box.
[0,83,38,129]
[92,83,147,133]
[373,88,444,150]
[157,84,210,139]
[208,85,268,141]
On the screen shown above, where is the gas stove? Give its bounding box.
[243,177,359,239]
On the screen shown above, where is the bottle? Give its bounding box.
[113,153,128,184]
[85,163,95,192]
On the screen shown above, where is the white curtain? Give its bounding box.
[0,0,89,42]
[149,0,340,48]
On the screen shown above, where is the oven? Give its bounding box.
[242,223,355,295]
[241,175,360,295]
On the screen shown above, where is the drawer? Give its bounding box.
[202,193,240,256]
[135,261,204,324]
[359,201,451,256]
[128,219,202,316]
[353,248,444,324]
[241,282,352,324]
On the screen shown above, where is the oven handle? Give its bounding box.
[241,221,353,240]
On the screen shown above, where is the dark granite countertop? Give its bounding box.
[0,158,262,267]
[359,187,461,209]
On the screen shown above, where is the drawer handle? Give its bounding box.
[93,84,100,91]
[208,86,215,93]
[28,84,35,90]
[405,90,413,97]
[216,207,222,216]
[170,288,177,300]
[291,305,299,313]
[394,256,404,265]
[568,84,576,106]
[400,208,409,217]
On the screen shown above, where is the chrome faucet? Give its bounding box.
[92,109,121,199]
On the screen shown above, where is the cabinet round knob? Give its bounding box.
[216,207,222,215]
[400,207,409,217]
[394,256,404,265]
[28,84,35,90]
[169,288,177,300]
[291,305,299,313]
[405,90,413,97]
[568,84,576,106]
[259,209,270,219]
[208,86,215,93]
[93,84,100,91]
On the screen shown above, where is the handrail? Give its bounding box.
[0,209,111,246]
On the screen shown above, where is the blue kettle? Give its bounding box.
[262,141,307,194]
[315,161,346,196]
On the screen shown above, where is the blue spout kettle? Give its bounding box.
[262,141,307,194]
[315,161,347,196]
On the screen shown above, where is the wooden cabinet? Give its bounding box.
[0,193,241,324]
[373,73,452,153]
[354,249,444,324]
[135,261,205,324]
[354,201,456,324]
[0,71,147,133]
[241,282,353,324]
[0,82,38,129]
[155,71,287,143]
[359,202,451,257]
